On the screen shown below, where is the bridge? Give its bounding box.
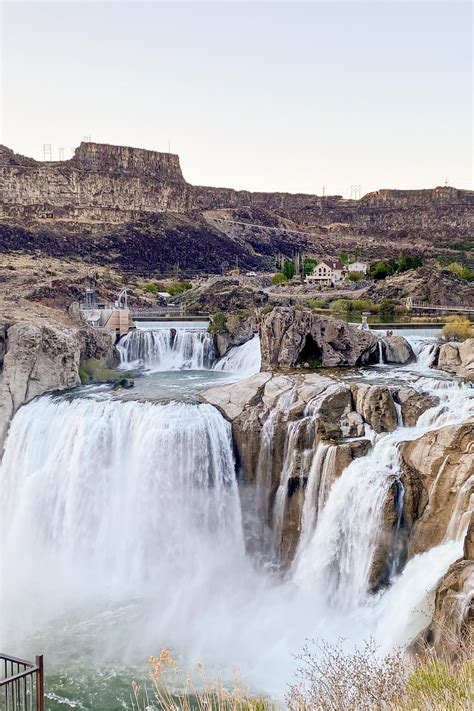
[130,306,210,321]
[406,297,474,315]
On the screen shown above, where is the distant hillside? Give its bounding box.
[0,141,472,274]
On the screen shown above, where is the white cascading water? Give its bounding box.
[213,334,261,377]
[0,397,244,647]
[117,328,216,371]
[1,329,472,702]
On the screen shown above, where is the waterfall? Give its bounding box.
[296,443,337,556]
[377,339,384,364]
[118,328,216,371]
[213,335,261,377]
[0,395,244,644]
[293,379,474,610]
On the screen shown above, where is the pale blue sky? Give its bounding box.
[1,1,472,196]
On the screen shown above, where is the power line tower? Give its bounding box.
[350,184,361,200]
[83,135,92,142]
[43,144,52,161]
[58,147,65,161]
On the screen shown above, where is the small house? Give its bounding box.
[305,260,344,287]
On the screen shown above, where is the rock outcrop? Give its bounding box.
[0,320,118,449]
[435,338,474,380]
[391,386,439,427]
[367,265,474,309]
[400,421,474,557]
[203,371,395,563]
[259,307,378,369]
[350,383,398,433]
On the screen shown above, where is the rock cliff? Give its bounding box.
[1,141,472,274]
[0,320,118,449]
[202,372,437,566]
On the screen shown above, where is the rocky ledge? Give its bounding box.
[0,320,119,448]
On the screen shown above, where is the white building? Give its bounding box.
[343,260,368,275]
[305,260,344,287]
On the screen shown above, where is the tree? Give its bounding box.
[303,258,318,276]
[283,259,295,280]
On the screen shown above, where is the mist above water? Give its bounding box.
[0,331,472,705]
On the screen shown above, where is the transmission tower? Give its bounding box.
[43,144,52,161]
[58,147,65,161]
[350,184,361,200]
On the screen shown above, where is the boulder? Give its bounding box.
[391,386,439,427]
[437,338,474,379]
[332,438,372,477]
[350,382,398,433]
[259,307,378,370]
[381,335,415,364]
[400,420,474,557]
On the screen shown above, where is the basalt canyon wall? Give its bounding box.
[1,142,473,241]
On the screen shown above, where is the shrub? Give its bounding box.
[368,254,422,281]
[286,638,473,711]
[330,299,352,313]
[79,358,122,384]
[142,282,158,294]
[271,272,288,285]
[208,312,228,335]
[262,304,274,314]
[307,299,325,311]
[446,262,474,281]
[441,317,474,342]
[167,281,193,296]
[347,271,362,282]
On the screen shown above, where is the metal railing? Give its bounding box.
[0,654,44,711]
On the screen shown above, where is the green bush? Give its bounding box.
[167,281,193,296]
[271,272,288,285]
[346,271,363,282]
[303,258,318,276]
[79,358,122,384]
[307,299,325,310]
[208,312,228,335]
[330,299,352,313]
[142,282,158,294]
[446,262,474,281]
[262,304,274,314]
[368,254,422,281]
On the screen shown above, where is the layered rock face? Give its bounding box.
[0,320,118,448]
[202,372,437,566]
[259,307,378,369]
[1,142,472,244]
[400,422,474,656]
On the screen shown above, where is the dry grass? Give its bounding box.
[133,640,473,710]
[131,649,275,710]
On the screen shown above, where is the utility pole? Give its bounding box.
[43,144,52,161]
